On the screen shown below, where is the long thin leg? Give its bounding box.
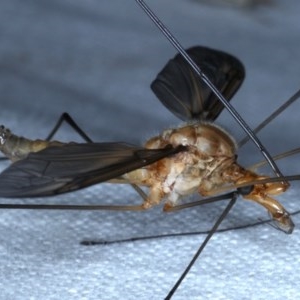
[79,192,238,247]
[0,203,147,211]
[238,89,300,147]
[165,193,237,299]
[45,112,93,142]
[248,147,300,171]
[164,193,235,212]
[238,90,300,147]
[130,184,148,201]
[0,192,236,211]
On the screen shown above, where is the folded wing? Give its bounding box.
[0,142,183,197]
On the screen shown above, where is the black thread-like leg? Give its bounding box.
[238,89,300,147]
[130,184,148,201]
[165,192,238,300]
[79,192,238,246]
[0,203,148,211]
[164,192,236,212]
[45,112,93,142]
[0,191,236,212]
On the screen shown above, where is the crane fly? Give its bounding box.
[0,0,300,299]
[0,44,294,233]
[0,45,299,298]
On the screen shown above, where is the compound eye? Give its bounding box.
[237,185,254,196]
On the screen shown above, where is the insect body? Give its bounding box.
[0,85,293,233]
[0,46,294,234]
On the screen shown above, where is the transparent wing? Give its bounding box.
[151,46,245,121]
[0,142,183,197]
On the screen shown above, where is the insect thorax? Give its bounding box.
[126,123,239,207]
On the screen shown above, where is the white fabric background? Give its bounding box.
[1,0,300,299]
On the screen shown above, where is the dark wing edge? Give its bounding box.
[151,46,245,121]
[0,142,185,198]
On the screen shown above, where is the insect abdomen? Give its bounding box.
[0,125,55,162]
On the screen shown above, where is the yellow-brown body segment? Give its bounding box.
[125,123,293,233]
